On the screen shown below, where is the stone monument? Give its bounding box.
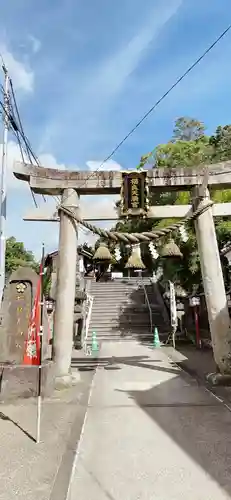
[0,267,53,400]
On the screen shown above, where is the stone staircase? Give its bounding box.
[87,277,170,343]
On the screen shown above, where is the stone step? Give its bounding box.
[92,303,156,308]
[90,280,153,286]
[90,288,147,293]
[90,324,164,331]
[90,287,151,292]
[86,337,152,342]
[89,315,163,321]
[90,281,153,285]
[91,302,152,307]
[88,320,156,326]
[89,321,155,332]
[91,296,153,302]
[91,303,161,310]
[85,277,169,345]
[86,332,154,339]
[88,331,163,337]
[85,332,168,343]
[90,283,153,288]
[89,325,163,331]
[91,298,154,305]
[90,314,162,320]
[91,295,147,300]
[90,317,162,324]
[91,304,161,312]
[91,281,140,290]
[92,303,155,309]
[90,315,163,323]
[91,286,154,289]
[90,290,142,294]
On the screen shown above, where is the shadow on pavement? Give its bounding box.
[119,375,231,497]
[71,355,179,376]
[0,411,36,442]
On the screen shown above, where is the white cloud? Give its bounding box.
[81,194,119,219]
[86,159,122,171]
[38,153,66,170]
[28,35,41,54]
[1,140,23,189]
[1,141,66,191]
[0,44,34,92]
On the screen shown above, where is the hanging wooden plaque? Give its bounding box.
[120,171,149,217]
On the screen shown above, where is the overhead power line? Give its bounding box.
[37,18,230,212]
[0,96,38,207]
[1,24,231,212]
[74,23,231,190]
[0,77,50,205]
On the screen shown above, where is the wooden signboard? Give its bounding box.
[120,171,149,216]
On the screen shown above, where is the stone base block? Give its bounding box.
[207,372,231,386]
[54,371,81,390]
[0,360,55,402]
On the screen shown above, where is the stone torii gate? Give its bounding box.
[13,160,231,379]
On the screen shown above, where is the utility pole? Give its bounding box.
[0,63,9,304]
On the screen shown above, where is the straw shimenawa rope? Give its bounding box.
[58,200,213,244]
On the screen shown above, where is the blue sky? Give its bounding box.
[1,0,231,257]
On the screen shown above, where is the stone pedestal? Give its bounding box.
[0,360,55,402]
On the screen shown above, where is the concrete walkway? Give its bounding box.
[68,341,231,500]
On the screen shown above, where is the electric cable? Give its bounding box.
[2,24,231,217]
[69,23,231,191]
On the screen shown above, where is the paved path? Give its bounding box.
[68,341,231,500]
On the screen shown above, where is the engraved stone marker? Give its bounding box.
[0,267,50,364]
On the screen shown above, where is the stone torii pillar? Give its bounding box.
[53,188,79,381]
[193,187,231,375]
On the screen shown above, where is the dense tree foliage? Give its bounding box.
[109,117,231,293]
[172,117,205,142]
[5,237,38,276]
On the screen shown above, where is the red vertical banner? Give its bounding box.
[23,266,42,365]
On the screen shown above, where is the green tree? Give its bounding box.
[113,117,231,292]
[172,117,205,142]
[137,118,209,170]
[209,125,231,162]
[154,137,211,168]
[152,120,231,290]
[5,237,38,276]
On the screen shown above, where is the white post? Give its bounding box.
[53,188,79,379]
[194,187,231,374]
[0,65,9,303]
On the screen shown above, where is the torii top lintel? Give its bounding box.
[13,160,231,196]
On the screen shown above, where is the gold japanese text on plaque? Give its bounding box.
[120,171,149,217]
[8,280,32,358]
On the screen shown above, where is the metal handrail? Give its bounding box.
[82,293,94,355]
[85,294,93,340]
[137,278,153,335]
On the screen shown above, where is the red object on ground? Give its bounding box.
[23,268,42,365]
